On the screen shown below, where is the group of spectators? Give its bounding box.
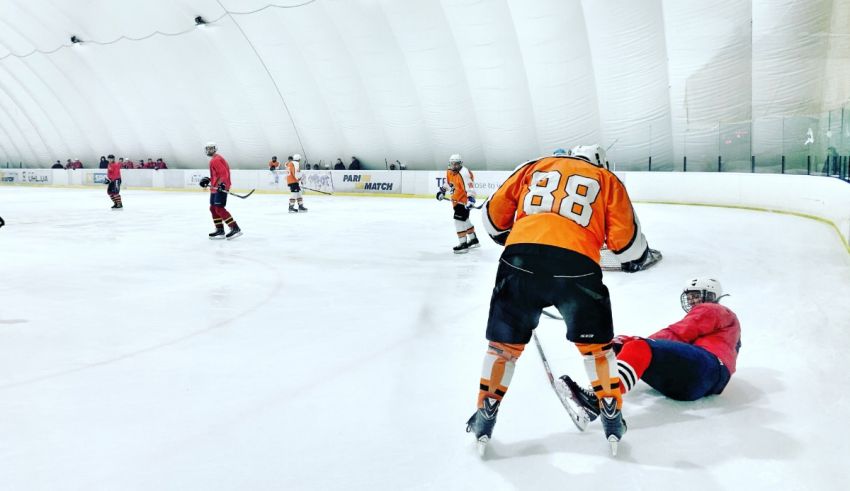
[51,157,168,170]
[333,156,362,170]
[52,159,84,169]
[268,155,365,171]
[49,154,401,171]
[98,156,169,170]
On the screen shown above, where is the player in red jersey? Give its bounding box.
[200,142,242,240]
[104,154,123,209]
[561,277,741,423]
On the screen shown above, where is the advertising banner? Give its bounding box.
[303,170,334,194]
[0,170,20,184]
[84,170,108,185]
[427,170,510,198]
[20,169,52,184]
[331,171,401,194]
[185,170,210,189]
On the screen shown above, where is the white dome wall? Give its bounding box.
[507,0,602,158]
[664,0,753,171]
[383,0,484,168]
[582,0,673,170]
[0,0,848,170]
[752,0,832,171]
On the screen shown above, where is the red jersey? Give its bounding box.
[209,154,232,192]
[107,161,121,180]
[649,303,741,374]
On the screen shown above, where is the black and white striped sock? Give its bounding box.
[618,360,638,393]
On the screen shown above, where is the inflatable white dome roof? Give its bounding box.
[0,0,847,170]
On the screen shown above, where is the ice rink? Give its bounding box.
[1,186,849,490]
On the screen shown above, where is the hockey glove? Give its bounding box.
[217,182,226,193]
[199,177,211,188]
[489,230,510,246]
[436,190,445,201]
[620,246,650,273]
[465,196,476,209]
[620,247,662,273]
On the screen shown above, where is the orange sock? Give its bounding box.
[576,342,623,409]
[477,342,525,407]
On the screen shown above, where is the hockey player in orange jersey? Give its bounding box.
[286,154,307,213]
[436,154,479,253]
[466,145,658,456]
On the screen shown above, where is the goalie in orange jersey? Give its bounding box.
[466,145,658,457]
[436,154,479,254]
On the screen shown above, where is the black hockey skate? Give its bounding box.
[208,228,225,240]
[298,204,308,212]
[559,375,600,423]
[453,242,470,254]
[600,396,627,456]
[467,237,480,249]
[289,204,298,213]
[225,225,242,240]
[466,398,500,458]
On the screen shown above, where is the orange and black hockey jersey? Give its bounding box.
[444,167,475,205]
[482,156,646,265]
[285,160,300,185]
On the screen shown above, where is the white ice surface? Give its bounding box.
[1,187,849,490]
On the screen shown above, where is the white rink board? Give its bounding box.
[2,168,849,244]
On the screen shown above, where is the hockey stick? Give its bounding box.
[304,186,333,195]
[437,196,484,209]
[228,189,255,199]
[541,309,563,320]
[531,331,590,431]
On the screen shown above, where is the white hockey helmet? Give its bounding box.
[448,153,463,170]
[570,144,608,168]
[204,141,217,156]
[292,153,302,161]
[680,277,723,312]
